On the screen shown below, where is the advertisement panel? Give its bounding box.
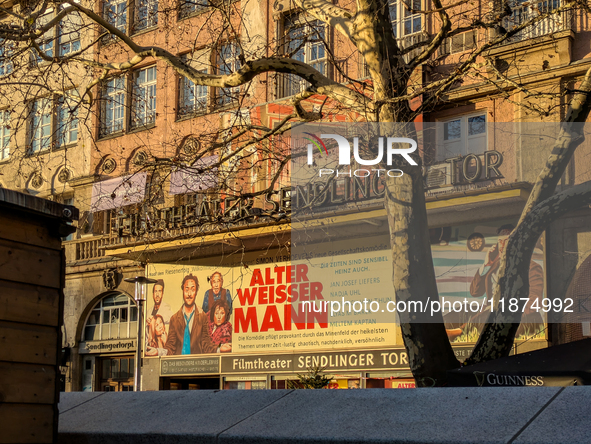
[145,237,400,358]
[431,219,546,342]
[90,173,147,211]
[160,357,220,376]
[290,122,555,331]
[144,218,546,362]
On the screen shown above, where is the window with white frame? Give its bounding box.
[57,97,79,146]
[101,76,126,136]
[438,112,487,160]
[28,94,82,152]
[83,293,138,341]
[0,41,13,76]
[58,7,82,55]
[389,0,422,39]
[216,42,241,106]
[32,10,55,64]
[279,12,326,98]
[0,111,10,160]
[30,6,82,60]
[179,66,208,116]
[438,30,477,57]
[134,0,158,32]
[131,66,157,127]
[30,98,53,152]
[103,0,128,35]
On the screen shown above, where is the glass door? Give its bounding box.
[99,356,134,391]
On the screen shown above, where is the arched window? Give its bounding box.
[83,293,138,341]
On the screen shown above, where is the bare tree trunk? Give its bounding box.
[348,0,460,384]
[385,164,460,386]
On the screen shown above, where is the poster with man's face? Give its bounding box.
[144,266,235,356]
[430,219,546,343]
[145,236,403,358]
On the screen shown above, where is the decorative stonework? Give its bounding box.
[102,158,117,174]
[133,150,149,166]
[102,268,120,290]
[58,168,71,183]
[30,173,44,189]
[183,137,200,155]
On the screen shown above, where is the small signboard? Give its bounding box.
[161,356,220,376]
[79,339,137,354]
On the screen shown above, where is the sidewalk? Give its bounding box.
[58,386,590,443]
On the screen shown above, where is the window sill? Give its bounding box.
[131,25,158,37]
[128,122,156,134]
[53,142,79,152]
[22,141,78,157]
[26,147,51,157]
[59,51,79,58]
[177,0,239,19]
[29,60,52,70]
[98,130,125,141]
[177,8,210,21]
[100,36,119,47]
[483,29,574,77]
[214,101,240,112]
[176,110,208,122]
[485,29,574,58]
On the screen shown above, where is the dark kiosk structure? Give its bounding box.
[0,189,77,444]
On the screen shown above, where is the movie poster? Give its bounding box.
[144,237,400,358]
[431,219,546,343]
[142,220,545,358]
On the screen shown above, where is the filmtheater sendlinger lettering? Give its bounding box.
[114,175,387,236]
[160,346,475,376]
[220,348,411,373]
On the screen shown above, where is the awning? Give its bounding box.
[169,156,218,195]
[90,173,147,211]
[447,338,591,387]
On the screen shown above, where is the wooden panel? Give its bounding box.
[0,213,61,250]
[0,403,54,444]
[0,362,56,404]
[0,280,60,326]
[0,239,61,288]
[0,321,57,365]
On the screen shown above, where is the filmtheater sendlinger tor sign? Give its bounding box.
[223,348,409,373]
[160,346,474,376]
[160,348,410,376]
